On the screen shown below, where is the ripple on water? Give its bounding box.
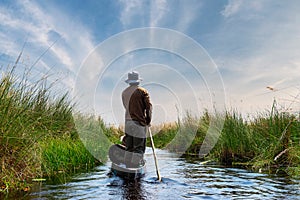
[28,149,300,200]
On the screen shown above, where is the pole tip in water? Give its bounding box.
[156,177,162,182]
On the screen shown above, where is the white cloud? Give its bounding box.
[1,0,299,123]
[175,2,201,32]
[221,0,243,18]
[118,0,199,32]
[51,46,73,67]
[118,0,144,27]
[212,0,300,114]
[221,0,264,18]
[0,0,97,91]
[150,0,168,27]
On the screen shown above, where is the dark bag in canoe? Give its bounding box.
[108,144,126,165]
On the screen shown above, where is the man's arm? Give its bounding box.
[144,91,152,125]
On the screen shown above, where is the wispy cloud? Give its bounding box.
[174,2,202,32]
[118,0,199,32]
[215,0,300,113]
[1,0,299,123]
[0,0,96,92]
[118,0,144,28]
[221,0,243,18]
[150,0,168,27]
[221,0,264,18]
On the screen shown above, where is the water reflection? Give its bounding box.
[107,177,146,200]
[122,180,145,200]
[19,149,300,199]
[180,161,300,199]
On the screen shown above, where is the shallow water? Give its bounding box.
[23,149,300,199]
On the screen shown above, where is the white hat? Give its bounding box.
[125,71,142,84]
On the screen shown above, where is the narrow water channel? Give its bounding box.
[25,148,300,199]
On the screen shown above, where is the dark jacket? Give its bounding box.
[122,85,152,126]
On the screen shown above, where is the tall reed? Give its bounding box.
[151,105,300,177]
[0,63,109,191]
[147,122,178,149]
[40,136,100,177]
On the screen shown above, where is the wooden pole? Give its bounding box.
[148,126,162,182]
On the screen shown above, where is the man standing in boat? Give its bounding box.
[122,71,152,168]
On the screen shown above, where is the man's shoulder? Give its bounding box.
[123,85,149,96]
[137,86,148,94]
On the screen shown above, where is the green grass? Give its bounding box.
[211,111,256,164]
[146,122,178,149]
[0,63,119,192]
[151,105,300,177]
[40,136,101,177]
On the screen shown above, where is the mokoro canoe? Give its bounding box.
[110,162,146,180]
[109,144,146,179]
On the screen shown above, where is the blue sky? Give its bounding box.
[0,0,299,125]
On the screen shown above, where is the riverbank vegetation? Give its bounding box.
[0,64,114,193]
[149,105,300,178]
[1,57,299,194]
